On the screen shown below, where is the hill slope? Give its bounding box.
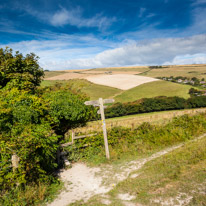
[115,80,194,103]
[41,79,122,100]
[140,64,206,79]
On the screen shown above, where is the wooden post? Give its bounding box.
[99,98,110,159]
[57,147,61,166]
[11,153,19,172]
[72,130,75,144]
[84,98,114,159]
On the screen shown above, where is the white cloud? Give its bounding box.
[50,7,116,29]
[21,6,116,30]
[192,0,206,5]
[139,8,146,17]
[164,53,206,65]
[2,33,205,70]
[50,8,71,26]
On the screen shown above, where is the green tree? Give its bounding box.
[0,47,44,91]
[0,47,94,194]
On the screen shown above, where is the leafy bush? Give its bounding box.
[0,48,94,202]
[0,88,59,190]
[0,47,44,91]
[43,89,94,136]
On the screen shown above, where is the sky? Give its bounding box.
[0,0,206,70]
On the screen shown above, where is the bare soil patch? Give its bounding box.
[86,74,159,90]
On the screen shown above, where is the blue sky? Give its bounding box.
[0,0,206,70]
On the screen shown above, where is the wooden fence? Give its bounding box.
[61,131,97,147]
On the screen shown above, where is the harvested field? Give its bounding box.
[80,70,141,75]
[45,72,90,80]
[86,74,159,90]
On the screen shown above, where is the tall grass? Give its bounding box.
[0,181,63,206]
[66,113,206,164]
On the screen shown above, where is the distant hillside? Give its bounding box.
[139,64,206,79]
[115,80,194,103]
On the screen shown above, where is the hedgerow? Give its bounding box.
[104,96,206,118]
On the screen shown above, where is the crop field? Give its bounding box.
[141,64,206,79]
[115,80,194,103]
[87,66,149,72]
[42,64,204,103]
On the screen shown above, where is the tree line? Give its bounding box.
[104,96,206,118]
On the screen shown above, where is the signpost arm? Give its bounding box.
[99,98,110,159]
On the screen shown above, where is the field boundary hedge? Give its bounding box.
[104,96,206,118]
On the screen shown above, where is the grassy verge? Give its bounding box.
[0,181,63,206]
[67,113,206,165]
[109,136,206,205]
[115,81,194,103]
[73,108,206,134]
[68,114,206,206]
[81,136,206,206]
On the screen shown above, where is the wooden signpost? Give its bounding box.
[84,98,114,159]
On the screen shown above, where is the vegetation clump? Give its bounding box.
[67,113,206,164]
[0,48,93,205]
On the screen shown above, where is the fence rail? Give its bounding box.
[61,131,97,147]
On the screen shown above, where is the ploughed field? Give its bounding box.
[86,74,159,90]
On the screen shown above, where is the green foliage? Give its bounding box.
[0,48,94,204]
[0,47,44,91]
[43,88,94,136]
[0,181,62,206]
[105,96,206,118]
[66,113,206,164]
[0,88,59,190]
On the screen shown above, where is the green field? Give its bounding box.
[41,80,68,87]
[140,65,206,79]
[41,79,122,100]
[42,64,206,103]
[44,71,67,78]
[42,79,195,103]
[115,80,194,103]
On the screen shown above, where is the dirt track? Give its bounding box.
[48,134,206,206]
